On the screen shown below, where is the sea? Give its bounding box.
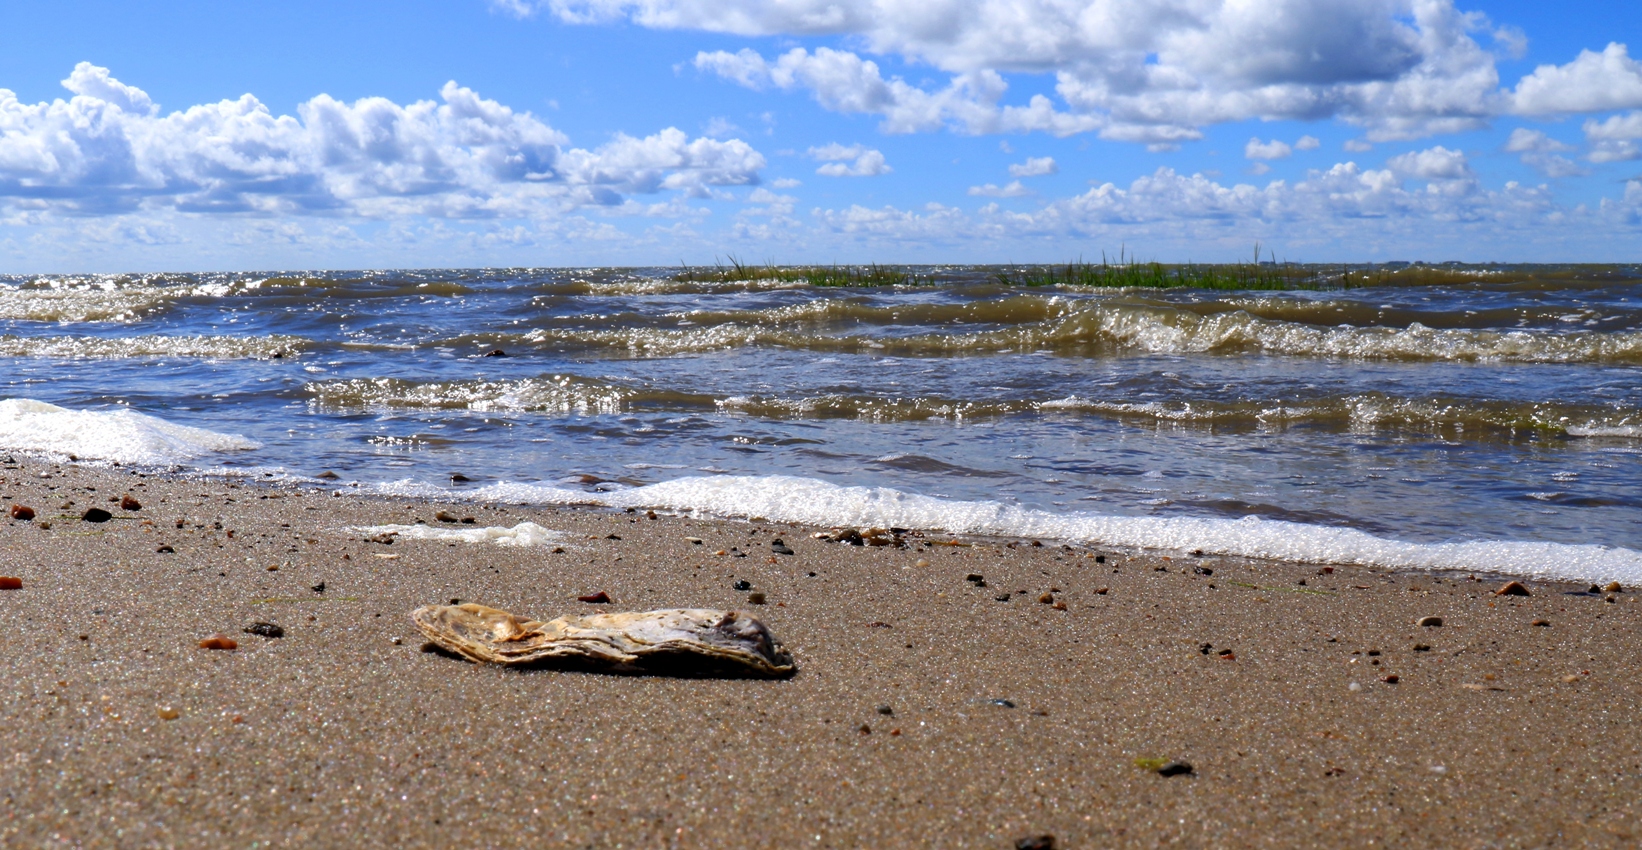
[3,265,1641,584]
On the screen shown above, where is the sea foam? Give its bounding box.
[0,399,258,464]
[385,474,1642,584]
[350,522,564,548]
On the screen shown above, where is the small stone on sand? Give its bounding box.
[9,504,34,521]
[578,591,612,604]
[1496,581,1530,597]
[1156,761,1194,777]
[1531,619,1550,627]
[733,580,751,591]
[0,577,21,590]
[1015,836,1056,850]
[81,507,112,523]
[1605,581,1623,593]
[198,634,238,650]
[1418,616,1443,627]
[119,495,141,511]
[747,591,767,605]
[243,622,285,639]
[1037,592,1054,604]
[435,510,460,523]
[157,707,179,721]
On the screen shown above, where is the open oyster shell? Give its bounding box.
[411,603,796,678]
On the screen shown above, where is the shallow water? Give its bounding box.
[3,265,1641,572]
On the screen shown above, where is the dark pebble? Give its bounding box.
[449,473,472,483]
[1157,761,1194,777]
[1531,619,1550,627]
[1095,555,1105,563]
[995,593,1011,602]
[771,542,795,556]
[155,545,174,553]
[578,591,612,604]
[81,508,112,523]
[1015,837,1056,850]
[747,591,767,605]
[315,471,340,480]
[9,504,34,521]
[991,699,1016,708]
[482,349,508,357]
[733,579,752,591]
[877,705,894,716]
[311,582,326,593]
[965,573,985,583]
[120,495,141,511]
[1417,616,1443,627]
[435,510,460,523]
[244,622,285,639]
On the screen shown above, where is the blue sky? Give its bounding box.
[2,0,1641,271]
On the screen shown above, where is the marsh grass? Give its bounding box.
[671,252,1639,292]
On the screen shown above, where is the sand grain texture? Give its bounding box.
[1,459,1640,847]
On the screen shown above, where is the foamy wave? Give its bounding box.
[0,334,304,359]
[0,399,259,464]
[0,288,170,323]
[397,474,1641,583]
[349,522,564,547]
[307,376,714,414]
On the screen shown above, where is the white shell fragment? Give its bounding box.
[411,603,796,677]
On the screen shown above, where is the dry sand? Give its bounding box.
[2,457,1641,848]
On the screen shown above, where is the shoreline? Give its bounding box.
[3,456,1641,846]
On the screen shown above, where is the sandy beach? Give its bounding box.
[2,457,1641,848]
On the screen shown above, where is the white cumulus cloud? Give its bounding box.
[1245,138,1293,160]
[1584,112,1642,163]
[0,64,765,218]
[1511,43,1642,115]
[968,180,1031,197]
[808,143,890,176]
[1387,145,1472,180]
[1008,156,1057,177]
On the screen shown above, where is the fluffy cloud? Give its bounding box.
[1503,128,1583,177]
[1294,135,1321,151]
[0,63,765,218]
[1008,156,1057,177]
[808,142,890,176]
[968,180,1030,197]
[1512,43,1642,115]
[1245,138,1293,160]
[523,2,1642,147]
[1387,145,1471,180]
[1584,112,1642,164]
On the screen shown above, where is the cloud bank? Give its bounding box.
[0,63,765,219]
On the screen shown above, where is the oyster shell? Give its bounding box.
[411,603,796,678]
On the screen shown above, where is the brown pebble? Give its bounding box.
[157,707,179,721]
[1051,601,1067,611]
[577,591,611,604]
[435,510,460,523]
[198,634,238,650]
[155,545,174,553]
[1605,581,1623,593]
[747,591,767,605]
[1037,592,1055,604]
[859,723,871,735]
[1495,581,1530,597]
[81,507,112,523]
[0,576,21,590]
[9,504,34,521]
[1531,619,1550,627]
[37,520,50,529]
[120,495,141,511]
[1417,616,1443,627]
[1096,587,1109,595]
[1381,674,1399,683]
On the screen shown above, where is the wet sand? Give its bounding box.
[2,458,1641,848]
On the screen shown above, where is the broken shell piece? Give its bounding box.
[411,603,796,677]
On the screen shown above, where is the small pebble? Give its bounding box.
[157,707,179,721]
[877,705,894,716]
[1156,761,1194,777]
[311,582,326,593]
[684,536,703,545]
[915,559,930,567]
[155,545,174,554]
[1015,836,1056,850]
[578,591,612,604]
[747,591,767,605]
[1381,674,1399,684]
[81,507,112,523]
[435,510,460,523]
[1531,619,1550,627]
[119,495,141,511]
[771,541,795,556]
[1495,580,1531,597]
[859,724,871,735]
[965,573,984,583]
[1037,592,1054,604]
[733,579,752,591]
[1348,682,1362,692]
[1051,601,1067,610]
[1605,581,1623,593]
[243,622,285,639]
[9,504,34,521]
[0,576,21,590]
[198,634,238,650]
[1417,616,1443,627]
[995,593,1011,602]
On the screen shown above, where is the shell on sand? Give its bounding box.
[411,603,796,678]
